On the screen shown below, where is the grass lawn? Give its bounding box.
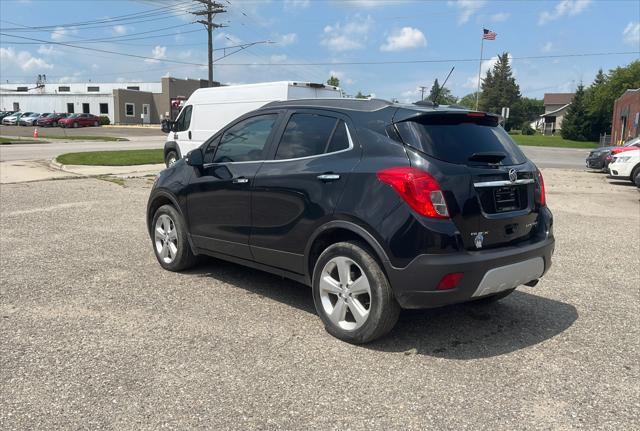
[0,137,40,144]
[511,134,598,149]
[57,149,163,166]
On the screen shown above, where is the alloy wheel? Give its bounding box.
[154,214,178,264]
[319,256,372,331]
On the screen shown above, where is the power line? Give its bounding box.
[209,51,639,67]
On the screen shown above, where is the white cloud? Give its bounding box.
[37,45,55,55]
[284,0,309,8]
[538,0,591,25]
[0,47,53,71]
[270,54,287,63]
[278,33,297,46]
[50,26,77,41]
[490,12,510,22]
[112,25,128,35]
[541,41,553,52]
[380,27,427,52]
[145,45,167,63]
[447,0,486,25]
[321,15,374,51]
[463,54,513,89]
[622,22,640,46]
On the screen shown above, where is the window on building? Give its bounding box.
[87,86,100,92]
[67,103,74,113]
[125,103,135,117]
[99,103,109,114]
[17,87,28,92]
[126,86,140,91]
[58,86,70,92]
[82,103,90,114]
[13,103,19,111]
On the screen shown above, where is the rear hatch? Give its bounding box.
[393,110,544,250]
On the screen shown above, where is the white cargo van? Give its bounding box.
[162,81,341,166]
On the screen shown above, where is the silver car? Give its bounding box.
[19,113,44,126]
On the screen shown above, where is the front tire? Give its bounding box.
[312,241,400,344]
[73,122,78,128]
[631,166,640,188]
[151,204,198,272]
[165,150,179,167]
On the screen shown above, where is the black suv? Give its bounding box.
[147,99,554,343]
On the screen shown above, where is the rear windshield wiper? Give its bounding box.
[468,152,506,164]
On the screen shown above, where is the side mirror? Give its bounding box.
[185,148,204,167]
[161,120,173,133]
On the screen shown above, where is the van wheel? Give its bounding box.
[152,205,198,271]
[312,241,400,344]
[165,150,179,167]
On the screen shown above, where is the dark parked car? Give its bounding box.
[588,138,640,171]
[59,113,100,128]
[37,112,68,127]
[146,99,554,343]
[0,111,16,121]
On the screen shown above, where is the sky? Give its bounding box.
[0,0,638,102]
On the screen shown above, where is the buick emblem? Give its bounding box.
[508,169,518,183]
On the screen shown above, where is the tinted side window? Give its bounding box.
[175,105,192,132]
[326,120,350,153]
[213,114,277,163]
[203,135,220,163]
[275,114,338,160]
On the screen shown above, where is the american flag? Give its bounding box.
[483,28,497,40]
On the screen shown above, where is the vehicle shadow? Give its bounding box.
[606,180,636,187]
[186,258,578,360]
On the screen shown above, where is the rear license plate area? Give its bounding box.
[494,186,519,212]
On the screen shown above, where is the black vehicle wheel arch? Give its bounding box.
[305,220,391,286]
[147,189,197,256]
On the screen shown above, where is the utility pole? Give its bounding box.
[191,0,226,87]
[418,86,427,101]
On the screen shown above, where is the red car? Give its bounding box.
[605,138,640,165]
[37,112,68,127]
[59,113,100,128]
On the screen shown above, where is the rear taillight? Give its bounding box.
[536,169,546,206]
[376,167,449,218]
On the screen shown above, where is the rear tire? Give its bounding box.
[94,121,99,127]
[472,288,516,304]
[312,241,400,344]
[151,204,198,272]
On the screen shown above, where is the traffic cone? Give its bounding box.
[33,128,39,139]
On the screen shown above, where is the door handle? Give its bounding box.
[232,177,249,184]
[188,131,192,140]
[317,173,340,182]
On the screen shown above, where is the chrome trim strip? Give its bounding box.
[473,179,535,188]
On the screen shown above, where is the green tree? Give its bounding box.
[355,91,369,99]
[509,97,544,131]
[561,83,590,141]
[327,75,340,87]
[428,78,457,105]
[458,92,479,109]
[479,52,521,119]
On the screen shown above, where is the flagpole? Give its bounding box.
[475,31,484,110]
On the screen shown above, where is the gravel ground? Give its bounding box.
[1,169,638,430]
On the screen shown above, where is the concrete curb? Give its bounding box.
[49,158,162,179]
[0,138,50,145]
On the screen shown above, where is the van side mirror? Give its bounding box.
[161,120,173,133]
[185,148,204,167]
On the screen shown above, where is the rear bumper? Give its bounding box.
[386,236,555,309]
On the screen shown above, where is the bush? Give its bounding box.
[99,115,110,126]
[521,122,535,135]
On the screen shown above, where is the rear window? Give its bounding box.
[395,113,527,165]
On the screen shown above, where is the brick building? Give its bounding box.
[611,89,640,145]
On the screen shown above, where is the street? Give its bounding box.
[0,124,164,138]
[1,169,638,430]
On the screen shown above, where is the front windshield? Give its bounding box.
[69,114,79,118]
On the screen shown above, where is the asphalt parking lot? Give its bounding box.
[0,124,164,138]
[1,169,638,430]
